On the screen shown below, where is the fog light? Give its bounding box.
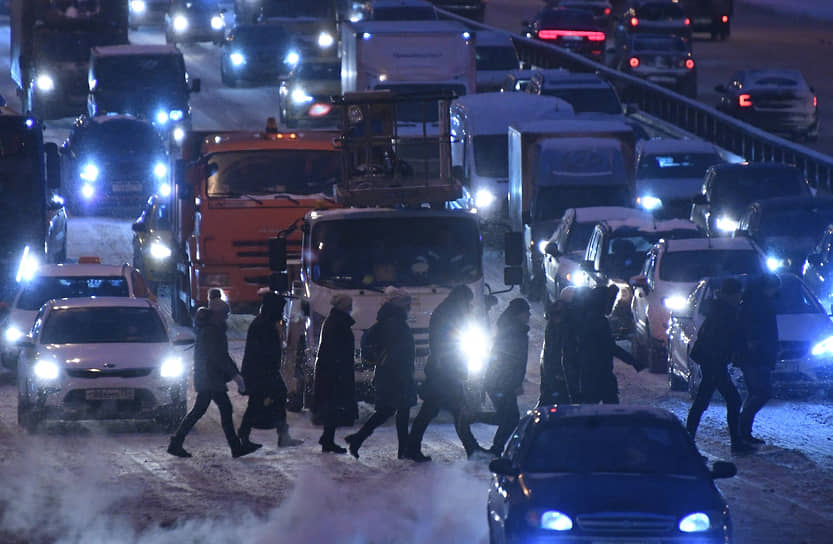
[159,183,171,197]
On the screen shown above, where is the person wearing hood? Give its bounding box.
[538,288,582,406]
[167,306,258,459]
[312,294,358,453]
[345,287,416,459]
[238,291,303,451]
[483,298,531,456]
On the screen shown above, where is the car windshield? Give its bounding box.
[603,233,659,278]
[17,277,130,311]
[78,122,165,156]
[540,9,597,27]
[41,307,168,344]
[775,276,824,315]
[633,35,689,52]
[540,87,621,114]
[566,221,597,253]
[476,46,519,71]
[375,84,467,123]
[372,6,436,19]
[758,207,833,239]
[524,418,705,475]
[635,3,685,19]
[712,168,806,212]
[659,250,763,282]
[206,150,340,197]
[534,186,631,221]
[233,26,290,46]
[473,134,508,178]
[295,63,341,80]
[94,55,185,90]
[310,217,482,288]
[638,152,723,179]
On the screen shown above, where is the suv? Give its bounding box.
[615,0,692,45]
[165,0,227,44]
[630,237,765,372]
[690,162,812,237]
[2,260,152,372]
[526,70,623,114]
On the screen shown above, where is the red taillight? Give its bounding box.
[629,57,640,68]
[684,17,691,25]
[538,29,606,41]
[813,96,818,108]
[604,7,611,15]
[739,94,753,107]
[722,15,729,23]
[630,16,638,26]
[685,58,695,70]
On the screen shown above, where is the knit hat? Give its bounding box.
[384,286,412,309]
[331,294,353,312]
[507,297,530,315]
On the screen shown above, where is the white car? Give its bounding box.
[2,261,152,372]
[630,237,765,372]
[16,297,191,431]
[667,273,833,396]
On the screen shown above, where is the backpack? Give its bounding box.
[361,321,388,367]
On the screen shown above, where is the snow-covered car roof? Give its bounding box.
[572,206,648,223]
[533,404,679,424]
[637,138,720,155]
[452,94,573,134]
[45,296,157,310]
[35,263,131,278]
[603,216,699,232]
[92,44,181,57]
[663,237,757,252]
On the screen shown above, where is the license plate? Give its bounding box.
[111,183,142,192]
[85,389,135,401]
[561,35,583,41]
[648,76,676,83]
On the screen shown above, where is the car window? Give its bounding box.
[659,250,763,282]
[603,234,655,278]
[41,307,168,344]
[566,221,596,254]
[712,169,807,211]
[17,276,131,311]
[476,46,519,71]
[637,152,723,180]
[775,276,824,315]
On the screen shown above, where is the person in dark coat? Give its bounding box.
[405,285,483,462]
[167,307,258,458]
[685,277,754,454]
[737,274,780,445]
[538,288,582,406]
[238,291,303,451]
[484,298,531,456]
[576,285,643,404]
[312,294,358,453]
[345,287,417,459]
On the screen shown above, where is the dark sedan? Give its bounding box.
[165,0,226,44]
[523,8,607,61]
[715,69,819,141]
[220,23,295,87]
[547,0,614,30]
[488,405,736,544]
[617,33,696,97]
[615,0,692,45]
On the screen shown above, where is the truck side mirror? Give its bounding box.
[269,272,289,293]
[45,142,60,190]
[132,221,148,233]
[504,231,523,267]
[268,237,287,272]
[190,77,201,94]
[504,266,522,286]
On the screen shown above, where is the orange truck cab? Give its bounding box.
[171,121,341,324]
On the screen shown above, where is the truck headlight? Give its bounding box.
[210,15,225,30]
[173,14,188,32]
[715,216,738,232]
[474,189,495,209]
[230,52,246,66]
[678,512,711,533]
[160,356,184,378]
[811,335,833,356]
[159,183,172,197]
[130,0,146,13]
[284,50,300,67]
[156,110,169,125]
[637,195,662,211]
[766,255,784,272]
[150,241,172,260]
[4,326,23,344]
[537,240,549,255]
[662,295,687,311]
[16,246,39,283]
[318,31,335,48]
[33,359,60,381]
[36,74,55,92]
[539,510,573,531]
[458,323,490,373]
[173,127,185,143]
[169,110,184,122]
[153,162,167,179]
[80,162,99,182]
[291,88,313,104]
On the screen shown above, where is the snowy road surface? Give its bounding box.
[0,220,832,543]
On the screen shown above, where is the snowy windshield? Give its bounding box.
[206,150,340,197]
[41,307,168,344]
[525,419,705,475]
[475,46,518,71]
[17,277,130,311]
[310,217,482,288]
[659,250,763,282]
[473,135,508,178]
[637,153,723,179]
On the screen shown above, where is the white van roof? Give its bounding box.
[510,118,632,136]
[452,93,573,134]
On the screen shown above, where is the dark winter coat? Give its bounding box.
[241,314,286,397]
[738,284,778,369]
[312,308,358,423]
[540,305,580,404]
[369,302,417,409]
[193,313,239,393]
[484,310,530,395]
[691,297,742,368]
[420,294,470,405]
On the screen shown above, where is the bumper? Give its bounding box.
[770,357,833,391]
[736,111,818,136]
[629,68,694,88]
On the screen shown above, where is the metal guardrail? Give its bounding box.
[435,8,833,192]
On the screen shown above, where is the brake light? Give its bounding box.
[739,94,752,107]
[813,96,818,107]
[684,18,691,25]
[630,16,638,26]
[604,7,611,15]
[538,30,606,41]
[629,57,639,68]
[722,15,729,23]
[685,58,695,69]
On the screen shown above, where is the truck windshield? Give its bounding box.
[375,84,467,123]
[534,186,631,222]
[638,152,722,179]
[79,121,165,156]
[94,55,185,90]
[41,307,168,344]
[34,30,99,62]
[310,217,482,288]
[473,135,508,178]
[206,150,340,197]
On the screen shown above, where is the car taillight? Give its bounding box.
[538,30,605,41]
[629,57,639,68]
[630,16,638,26]
[813,96,818,107]
[722,15,729,23]
[739,94,753,107]
[604,7,611,15]
[684,17,691,25]
[685,59,695,69]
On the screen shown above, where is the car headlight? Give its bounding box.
[811,335,833,356]
[80,162,99,182]
[33,358,60,381]
[678,512,711,533]
[568,270,589,287]
[149,241,173,260]
[210,15,225,30]
[81,183,95,200]
[156,110,169,125]
[130,0,146,13]
[159,183,172,198]
[4,326,23,344]
[160,356,184,378]
[540,510,573,531]
[173,127,185,143]
[636,195,662,211]
[715,216,739,232]
[474,189,495,209]
[16,246,38,283]
[537,240,549,255]
[663,295,688,311]
[318,31,335,48]
[284,50,300,67]
[291,87,313,104]
[230,52,246,66]
[169,109,184,122]
[153,162,168,179]
[36,74,55,92]
[173,14,188,32]
[766,255,784,272]
[458,323,490,373]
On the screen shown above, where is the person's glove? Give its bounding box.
[233,374,246,395]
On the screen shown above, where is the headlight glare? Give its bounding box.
[80,162,99,182]
[284,50,300,66]
[291,88,313,104]
[318,31,335,48]
[160,356,184,378]
[16,246,39,283]
[36,74,55,92]
[173,127,185,143]
[811,335,833,356]
[458,323,490,373]
[33,359,60,381]
[766,256,784,272]
[637,195,662,211]
[159,183,172,198]
[5,326,23,343]
[149,241,173,260]
[663,295,688,311]
[715,216,739,232]
[81,183,95,200]
[155,110,169,125]
[230,52,246,66]
[153,162,167,178]
[210,15,225,30]
[474,189,495,208]
[130,0,147,13]
[169,110,184,122]
[537,240,549,255]
[173,14,188,32]
[540,510,573,531]
[678,512,710,533]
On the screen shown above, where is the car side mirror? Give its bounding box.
[132,221,148,233]
[692,194,708,205]
[714,84,727,93]
[544,240,559,256]
[711,461,737,479]
[190,77,201,94]
[172,330,195,346]
[489,457,519,476]
[630,274,649,290]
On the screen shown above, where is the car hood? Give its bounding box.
[520,473,725,514]
[635,177,703,200]
[42,342,173,370]
[777,313,833,343]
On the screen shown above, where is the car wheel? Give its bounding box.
[687,361,702,399]
[667,351,687,391]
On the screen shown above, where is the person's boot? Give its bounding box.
[238,428,262,451]
[319,436,347,454]
[167,435,191,458]
[277,424,303,448]
[742,434,765,445]
[730,436,757,456]
[405,440,431,462]
[344,433,364,459]
[231,438,260,458]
